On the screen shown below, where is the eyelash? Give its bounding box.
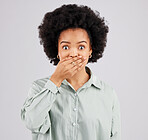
[62,45,85,50]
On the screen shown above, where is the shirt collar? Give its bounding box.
[61,66,102,90]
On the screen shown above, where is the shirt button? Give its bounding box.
[74,93,77,96]
[73,108,77,111]
[72,122,76,126]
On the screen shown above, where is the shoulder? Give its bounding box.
[101,79,119,103]
[94,74,115,92]
[32,75,52,88]
[101,80,115,93]
[27,76,52,95]
[94,75,117,99]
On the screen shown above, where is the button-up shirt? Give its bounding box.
[20,66,121,140]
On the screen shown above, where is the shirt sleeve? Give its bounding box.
[20,78,59,134]
[110,89,121,140]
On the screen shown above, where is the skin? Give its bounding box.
[57,28,92,87]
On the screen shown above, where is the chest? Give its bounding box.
[49,88,113,128]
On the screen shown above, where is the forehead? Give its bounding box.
[58,28,90,41]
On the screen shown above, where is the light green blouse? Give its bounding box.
[21,66,121,140]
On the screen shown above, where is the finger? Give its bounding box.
[68,57,86,69]
[76,59,87,71]
[62,56,79,65]
[72,58,82,66]
[60,57,72,63]
[74,57,87,66]
[62,56,83,66]
[70,56,84,65]
[66,58,86,76]
[73,56,82,61]
[76,58,82,63]
[71,59,86,74]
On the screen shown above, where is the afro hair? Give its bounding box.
[38,4,109,65]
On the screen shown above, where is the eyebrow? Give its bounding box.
[60,41,87,44]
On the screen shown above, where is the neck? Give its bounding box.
[66,66,90,86]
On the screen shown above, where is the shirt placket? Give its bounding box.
[71,91,79,140]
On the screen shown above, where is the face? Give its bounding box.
[58,28,92,62]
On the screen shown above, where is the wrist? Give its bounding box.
[49,74,63,87]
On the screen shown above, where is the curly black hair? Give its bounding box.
[38,4,109,66]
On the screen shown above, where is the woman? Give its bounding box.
[21,4,121,140]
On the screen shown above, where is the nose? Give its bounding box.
[70,55,78,58]
[69,48,78,58]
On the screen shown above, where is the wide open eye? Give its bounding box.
[79,45,85,50]
[62,45,85,50]
[62,46,69,50]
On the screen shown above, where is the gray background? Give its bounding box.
[0,0,147,140]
